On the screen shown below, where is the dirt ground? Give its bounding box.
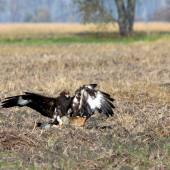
[1,39,170,169]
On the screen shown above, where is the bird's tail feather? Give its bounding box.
[36,121,52,129]
[36,118,59,129]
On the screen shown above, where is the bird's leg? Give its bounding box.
[67,108,73,117]
[53,109,63,125]
[79,108,84,117]
[85,114,91,120]
[37,109,62,128]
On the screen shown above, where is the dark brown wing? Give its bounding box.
[72,84,115,119]
[1,92,58,118]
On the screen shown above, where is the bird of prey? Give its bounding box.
[1,84,114,128]
[71,84,114,120]
[1,89,72,128]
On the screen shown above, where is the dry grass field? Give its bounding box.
[0,23,170,169]
[1,22,170,35]
[0,22,170,44]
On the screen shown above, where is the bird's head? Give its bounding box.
[60,89,70,98]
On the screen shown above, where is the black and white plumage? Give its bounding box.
[71,84,114,120]
[1,84,114,127]
[1,90,72,128]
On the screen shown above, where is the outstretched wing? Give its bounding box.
[1,92,57,118]
[72,84,115,119]
[84,84,97,89]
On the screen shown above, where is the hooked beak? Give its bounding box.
[65,94,70,99]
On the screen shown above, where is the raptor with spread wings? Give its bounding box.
[71,84,114,120]
[1,89,72,128]
[1,84,114,128]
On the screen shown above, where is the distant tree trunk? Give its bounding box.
[115,0,136,36]
[72,0,136,36]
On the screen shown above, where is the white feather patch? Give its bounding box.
[18,96,31,106]
[87,91,102,109]
[79,89,86,109]
[73,97,78,103]
[57,116,63,125]
[85,85,93,89]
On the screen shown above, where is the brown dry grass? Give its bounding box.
[1,38,170,169]
[0,131,38,150]
[0,22,170,36]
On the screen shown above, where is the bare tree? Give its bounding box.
[72,0,136,36]
[32,6,51,22]
[149,0,170,21]
[0,0,6,11]
[167,0,170,6]
[9,0,25,22]
[23,11,33,22]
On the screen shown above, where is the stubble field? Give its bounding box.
[0,23,170,169]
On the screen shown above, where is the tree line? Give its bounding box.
[0,0,169,36]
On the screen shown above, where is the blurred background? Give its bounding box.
[0,0,168,23]
[0,0,170,39]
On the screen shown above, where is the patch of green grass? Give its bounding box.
[22,163,41,170]
[13,161,20,167]
[4,150,13,156]
[0,32,170,44]
[0,161,8,168]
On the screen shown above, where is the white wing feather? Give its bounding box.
[72,84,114,119]
[86,91,102,110]
[18,96,31,106]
